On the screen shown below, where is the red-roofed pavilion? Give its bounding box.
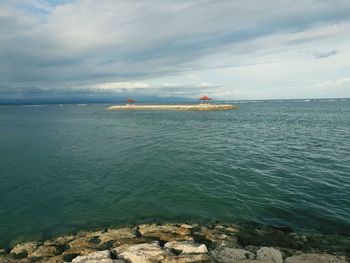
[126,98,136,104]
[199,96,212,104]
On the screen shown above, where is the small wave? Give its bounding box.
[22,104,47,107]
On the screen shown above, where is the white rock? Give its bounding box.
[138,224,179,235]
[72,250,124,263]
[210,247,255,263]
[256,247,283,263]
[164,241,208,254]
[115,243,172,263]
[285,253,347,263]
[180,224,195,229]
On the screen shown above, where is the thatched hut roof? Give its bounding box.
[199,96,212,101]
[126,98,136,103]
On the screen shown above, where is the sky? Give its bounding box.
[1,0,350,102]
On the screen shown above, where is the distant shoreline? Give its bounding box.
[0,98,349,106]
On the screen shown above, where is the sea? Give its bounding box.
[0,99,349,247]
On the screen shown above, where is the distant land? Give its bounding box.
[0,97,348,105]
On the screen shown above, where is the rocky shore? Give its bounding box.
[107,104,238,111]
[1,223,349,263]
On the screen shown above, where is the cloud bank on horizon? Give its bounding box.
[1,0,350,101]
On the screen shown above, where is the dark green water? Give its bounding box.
[0,100,350,246]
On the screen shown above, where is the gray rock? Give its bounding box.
[112,237,158,248]
[285,253,348,263]
[164,241,208,254]
[200,227,241,248]
[72,250,124,263]
[275,247,300,258]
[235,261,274,263]
[210,247,255,263]
[162,254,214,263]
[243,245,260,254]
[115,242,173,263]
[52,235,76,246]
[256,247,283,263]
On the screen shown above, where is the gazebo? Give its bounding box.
[199,96,212,104]
[126,98,136,105]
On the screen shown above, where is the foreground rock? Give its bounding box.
[1,223,349,262]
[10,241,40,258]
[285,253,348,263]
[72,250,124,263]
[164,241,208,254]
[256,247,283,263]
[210,247,255,262]
[138,224,193,243]
[200,226,241,248]
[31,245,63,257]
[162,254,214,263]
[115,243,172,262]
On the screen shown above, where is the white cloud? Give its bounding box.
[197,82,210,87]
[94,82,150,90]
[315,78,350,90]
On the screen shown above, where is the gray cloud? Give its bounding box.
[1,0,350,100]
[314,50,340,59]
[0,82,224,103]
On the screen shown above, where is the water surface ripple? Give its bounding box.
[0,100,349,246]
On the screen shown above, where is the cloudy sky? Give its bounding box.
[1,0,350,102]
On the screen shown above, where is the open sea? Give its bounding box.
[0,99,349,247]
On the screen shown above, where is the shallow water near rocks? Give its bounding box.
[0,99,349,247]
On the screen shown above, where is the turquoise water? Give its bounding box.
[0,100,350,246]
